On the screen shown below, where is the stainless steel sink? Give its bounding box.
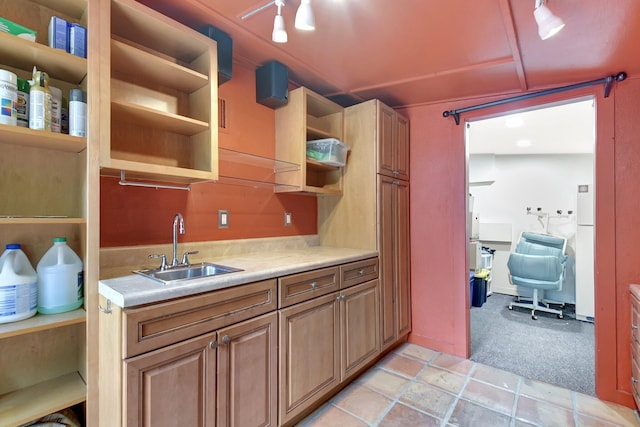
[134,262,243,284]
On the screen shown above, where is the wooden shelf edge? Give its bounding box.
[0,309,86,339]
[111,100,209,136]
[0,372,86,427]
[101,163,216,184]
[303,185,342,195]
[0,217,86,225]
[0,125,86,153]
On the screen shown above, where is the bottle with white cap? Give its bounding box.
[0,69,18,126]
[69,88,86,137]
[37,237,83,314]
[0,244,38,324]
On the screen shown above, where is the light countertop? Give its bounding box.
[99,246,378,308]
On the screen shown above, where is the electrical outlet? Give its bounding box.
[284,212,292,227]
[218,210,229,229]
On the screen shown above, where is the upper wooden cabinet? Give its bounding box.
[0,1,89,425]
[379,102,409,180]
[275,87,344,195]
[99,0,218,184]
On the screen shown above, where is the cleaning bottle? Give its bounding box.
[37,237,83,314]
[28,66,52,131]
[0,244,38,324]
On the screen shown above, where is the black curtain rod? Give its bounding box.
[442,72,627,125]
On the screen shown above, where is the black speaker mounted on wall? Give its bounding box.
[256,60,289,109]
[200,25,233,85]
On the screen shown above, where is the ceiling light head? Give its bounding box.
[272,0,288,43]
[295,0,315,31]
[534,0,565,40]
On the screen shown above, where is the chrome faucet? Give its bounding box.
[172,213,185,267]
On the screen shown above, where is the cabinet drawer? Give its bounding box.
[123,279,277,358]
[278,266,340,308]
[632,337,640,407]
[341,258,378,289]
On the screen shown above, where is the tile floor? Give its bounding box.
[298,343,639,427]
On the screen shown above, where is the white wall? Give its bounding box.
[470,153,594,303]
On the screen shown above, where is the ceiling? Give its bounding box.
[135,0,640,109]
[468,98,595,155]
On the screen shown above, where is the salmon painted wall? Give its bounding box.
[402,75,640,408]
[101,64,317,247]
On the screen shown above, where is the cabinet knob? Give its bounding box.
[633,325,639,330]
[392,180,400,185]
[210,341,218,350]
[310,281,318,290]
[633,377,639,384]
[393,170,399,176]
[221,335,231,345]
[359,269,365,276]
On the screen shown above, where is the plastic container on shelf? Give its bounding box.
[0,244,38,324]
[36,237,84,314]
[0,69,18,126]
[306,138,350,167]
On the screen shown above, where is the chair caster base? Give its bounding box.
[558,314,564,319]
[531,311,538,320]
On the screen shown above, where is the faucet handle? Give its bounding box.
[181,250,199,266]
[149,254,168,270]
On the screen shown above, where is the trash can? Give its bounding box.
[472,269,490,307]
[469,271,475,308]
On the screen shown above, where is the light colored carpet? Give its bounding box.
[470,292,595,396]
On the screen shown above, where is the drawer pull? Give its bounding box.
[310,282,317,290]
[633,325,639,330]
[221,335,230,345]
[633,377,639,384]
[359,269,365,276]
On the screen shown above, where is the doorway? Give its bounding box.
[465,98,596,395]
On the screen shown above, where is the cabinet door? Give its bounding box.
[217,313,277,427]
[378,102,396,177]
[279,293,340,425]
[395,180,412,337]
[341,280,380,381]
[394,113,410,180]
[124,332,216,427]
[379,176,397,350]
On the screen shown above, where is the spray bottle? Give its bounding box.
[28,66,52,131]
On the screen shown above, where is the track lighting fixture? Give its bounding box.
[272,0,288,43]
[295,0,315,31]
[534,0,565,40]
[241,0,316,43]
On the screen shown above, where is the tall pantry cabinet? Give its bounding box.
[0,0,98,426]
[318,99,411,352]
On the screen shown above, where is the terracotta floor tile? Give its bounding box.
[431,353,475,376]
[378,353,425,378]
[471,363,520,391]
[333,383,393,424]
[447,399,512,427]
[398,343,439,363]
[576,414,625,427]
[417,365,467,394]
[399,381,457,419]
[575,393,639,426]
[358,368,410,399]
[299,405,369,427]
[377,403,440,427]
[462,379,515,415]
[519,378,574,410]
[516,396,575,427]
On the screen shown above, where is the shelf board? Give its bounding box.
[216,175,302,190]
[30,0,87,19]
[303,185,342,195]
[102,160,216,184]
[0,217,86,225]
[0,124,86,153]
[0,372,86,427]
[112,100,209,136]
[111,38,209,93]
[306,158,341,172]
[219,147,299,173]
[0,31,87,84]
[306,124,340,141]
[0,309,86,340]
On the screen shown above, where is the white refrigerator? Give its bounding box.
[575,184,595,321]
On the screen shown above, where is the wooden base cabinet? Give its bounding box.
[279,275,379,426]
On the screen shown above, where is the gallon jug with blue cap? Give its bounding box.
[0,244,38,324]
[37,237,83,314]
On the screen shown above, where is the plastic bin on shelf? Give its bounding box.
[306,138,350,167]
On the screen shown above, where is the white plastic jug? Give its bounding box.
[0,244,38,324]
[37,237,83,314]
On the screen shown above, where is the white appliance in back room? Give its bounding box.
[575,184,595,321]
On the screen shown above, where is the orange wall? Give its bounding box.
[100,64,317,247]
[403,75,640,408]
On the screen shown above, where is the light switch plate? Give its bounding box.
[218,210,229,229]
[284,212,292,227]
